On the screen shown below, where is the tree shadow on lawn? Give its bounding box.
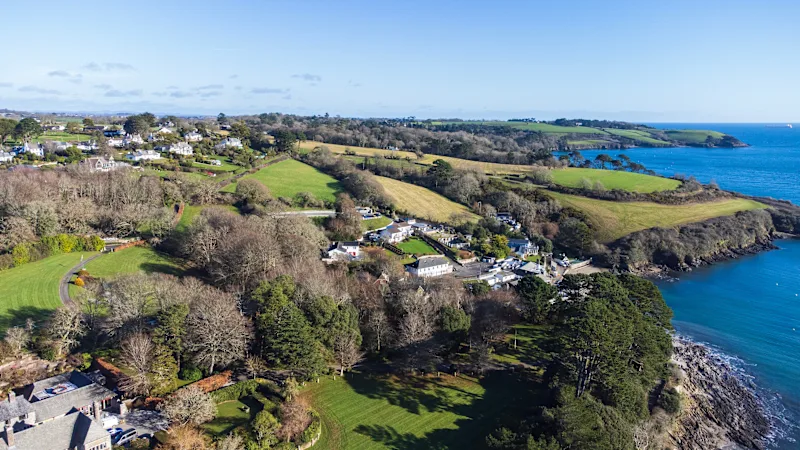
[139,262,185,277]
[204,396,263,436]
[352,370,551,450]
[0,306,55,333]
[492,325,559,369]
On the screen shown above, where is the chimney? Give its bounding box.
[7,392,14,403]
[93,401,102,422]
[4,424,13,447]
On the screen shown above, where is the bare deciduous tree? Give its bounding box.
[277,398,311,442]
[216,434,245,450]
[158,386,216,426]
[46,304,86,356]
[120,332,154,396]
[244,355,267,379]
[334,333,363,376]
[185,290,250,374]
[4,327,30,356]
[154,424,212,450]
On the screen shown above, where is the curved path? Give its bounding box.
[58,253,103,305]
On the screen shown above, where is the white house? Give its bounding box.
[123,134,144,146]
[0,152,13,163]
[326,241,361,261]
[507,239,539,257]
[379,221,414,243]
[17,143,43,157]
[156,126,173,134]
[107,138,124,148]
[185,131,203,142]
[168,142,193,156]
[81,156,127,172]
[215,137,243,150]
[125,150,161,161]
[406,256,454,278]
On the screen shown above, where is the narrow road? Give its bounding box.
[59,253,104,306]
[271,210,336,218]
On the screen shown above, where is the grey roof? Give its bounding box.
[507,239,532,247]
[24,372,115,422]
[408,256,451,269]
[0,411,110,450]
[0,396,33,423]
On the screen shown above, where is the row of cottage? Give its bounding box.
[0,370,122,450]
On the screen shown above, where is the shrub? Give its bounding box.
[298,411,321,444]
[179,367,203,382]
[658,387,681,414]
[90,236,105,251]
[11,244,31,267]
[77,269,89,278]
[74,277,85,287]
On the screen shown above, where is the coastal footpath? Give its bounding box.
[668,338,771,450]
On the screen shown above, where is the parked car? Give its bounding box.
[113,428,137,445]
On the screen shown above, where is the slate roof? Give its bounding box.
[407,256,451,269]
[23,372,115,423]
[0,396,33,423]
[0,411,110,450]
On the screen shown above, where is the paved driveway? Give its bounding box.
[118,410,168,439]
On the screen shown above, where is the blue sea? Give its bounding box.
[574,124,800,447]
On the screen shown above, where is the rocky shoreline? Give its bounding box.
[668,337,771,450]
[634,239,779,279]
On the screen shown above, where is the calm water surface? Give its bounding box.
[576,124,800,447]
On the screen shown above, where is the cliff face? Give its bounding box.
[607,209,776,271]
[668,339,771,450]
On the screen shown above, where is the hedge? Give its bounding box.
[1,234,105,270]
[298,411,321,445]
[184,370,231,393]
[210,379,259,403]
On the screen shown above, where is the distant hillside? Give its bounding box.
[424,119,747,150]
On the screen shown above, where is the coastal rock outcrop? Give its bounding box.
[668,338,771,450]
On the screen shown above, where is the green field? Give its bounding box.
[602,128,672,146]
[551,168,681,193]
[303,372,533,450]
[362,216,393,231]
[397,237,439,256]
[547,191,766,242]
[565,139,611,147]
[203,398,264,436]
[222,159,344,203]
[79,246,184,278]
[34,132,93,143]
[176,205,239,232]
[439,121,605,134]
[374,176,479,224]
[0,253,96,330]
[664,129,726,145]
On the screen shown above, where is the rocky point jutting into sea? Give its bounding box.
[668,338,771,450]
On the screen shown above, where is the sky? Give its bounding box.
[1,0,799,121]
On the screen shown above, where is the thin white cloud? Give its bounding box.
[94,84,112,90]
[104,89,143,97]
[18,86,62,95]
[292,73,322,82]
[83,62,136,72]
[196,84,224,91]
[169,91,194,98]
[251,87,289,94]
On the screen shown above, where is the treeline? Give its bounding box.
[488,273,675,450]
[0,167,223,255]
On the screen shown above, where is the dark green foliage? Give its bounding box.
[555,389,635,450]
[210,379,260,403]
[441,306,471,334]
[259,302,325,375]
[179,367,202,382]
[658,387,681,414]
[299,411,321,444]
[557,217,593,255]
[464,280,491,296]
[124,114,151,136]
[516,275,558,323]
[14,118,42,141]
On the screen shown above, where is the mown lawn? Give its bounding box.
[192,157,239,172]
[375,176,479,224]
[203,397,264,437]
[547,191,766,243]
[602,128,672,146]
[79,246,184,278]
[303,371,534,450]
[222,159,344,203]
[551,168,681,193]
[33,132,93,142]
[362,216,393,231]
[397,237,438,256]
[0,252,97,330]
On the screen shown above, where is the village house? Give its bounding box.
[20,371,119,425]
[83,125,107,132]
[0,152,14,163]
[74,142,98,151]
[215,137,243,150]
[184,131,203,142]
[0,410,111,450]
[507,238,539,257]
[106,138,124,148]
[379,221,414,243]
[102,129,124,138]
[42,124,66,132]
[406,256,454,278]
[82,156,126,172]
[155,126,173,135]
[123,134,144,146]
[12,143,43,158]
[125,149,160,161]
[167,142,193,156]
[326,241,361,262]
